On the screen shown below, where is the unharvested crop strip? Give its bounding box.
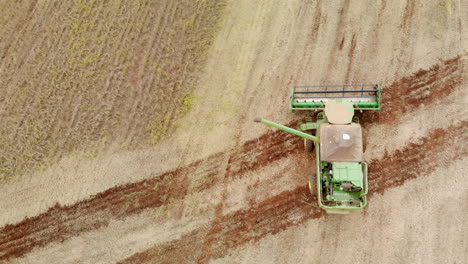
[0,0,229,180]
[119,121,467,264]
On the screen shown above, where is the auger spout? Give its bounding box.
[254,118,320,142]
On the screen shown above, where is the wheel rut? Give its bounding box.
[0,56,465,262]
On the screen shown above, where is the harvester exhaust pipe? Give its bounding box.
[253,117,319,142]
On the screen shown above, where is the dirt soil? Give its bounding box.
[1,0,467,263]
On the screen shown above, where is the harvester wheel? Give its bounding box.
[352,116,360,124]
[316,112,325,121]
[304,138,314,152]
[308,174,317,196]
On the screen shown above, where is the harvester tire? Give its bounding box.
[353,116,360,124]
[308,174,317,196]
[304,138,314,152]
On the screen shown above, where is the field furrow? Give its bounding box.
[119,121,467,264]
[0,0,466,263]
[362,55,465,124]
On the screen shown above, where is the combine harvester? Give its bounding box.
[255,84,382,214]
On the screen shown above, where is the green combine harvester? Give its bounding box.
[255,84,382,214]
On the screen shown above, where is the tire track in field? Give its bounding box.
[119,120,467,264]
[362,54,464,124]
[0,55,463,261]
[0,127,301,261]
[370,121,468,194]
[121,185,320,264]
[117,54,466,263]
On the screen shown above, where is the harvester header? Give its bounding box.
[289,84,382,111]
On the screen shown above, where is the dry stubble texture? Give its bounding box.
[1,56,465,261]
[120,121,467,264]
[0,0,227,180]
[1,120,465,262]
[0,125,302,261]
[360,55,465,124]
[0,1,466,263]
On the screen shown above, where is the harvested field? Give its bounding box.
[1,0,467,264]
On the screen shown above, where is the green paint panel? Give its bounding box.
[331,162,364,188]
[292,101,379,109]
[330,188,361,201]
[259,119,320,142]
[298,122,319,131]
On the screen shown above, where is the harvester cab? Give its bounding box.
[255,84,382,214]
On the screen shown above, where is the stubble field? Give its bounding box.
[0,0,467,264]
